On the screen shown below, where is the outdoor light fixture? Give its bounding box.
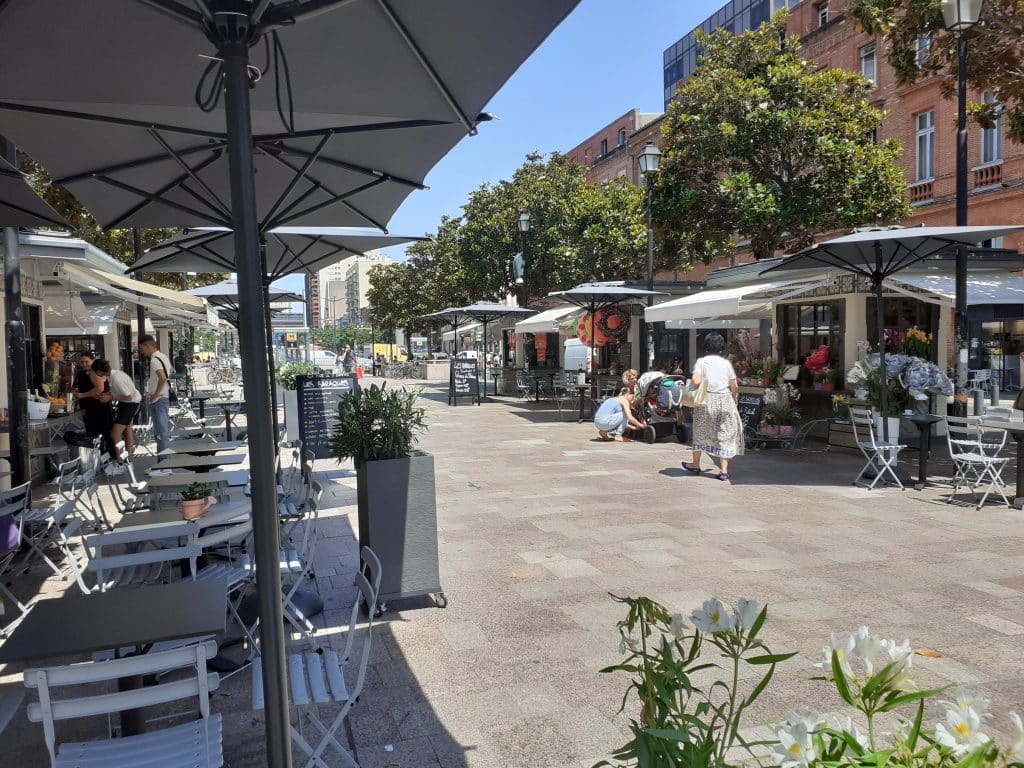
[517,212,531,307]
[941,0,984,31]
[637,143,662,176]
[638,142,661,370]
[944,0,985,407]
[518,211,531,233]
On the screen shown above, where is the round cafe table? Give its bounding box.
[901,413,943,490]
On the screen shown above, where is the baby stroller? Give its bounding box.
[624,372,689,444]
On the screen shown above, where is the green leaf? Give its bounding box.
[906,699,925,751]
[745,651,798,665]
[742,662,775,707]
[831,651,856,706]
[878,687,946,712]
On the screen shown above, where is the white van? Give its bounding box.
[563,338,591,376]
[310,348,339,370]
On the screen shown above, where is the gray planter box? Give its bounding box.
[356,452,443,607]
[283,388,299,443]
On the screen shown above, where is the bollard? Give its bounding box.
[990,382,1000,406]
[973,389,985,416]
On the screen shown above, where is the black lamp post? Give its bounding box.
[638,142,661,372]
[943,0,984,402]
[517,212,531,308]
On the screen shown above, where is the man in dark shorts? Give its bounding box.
[73,351,113,452]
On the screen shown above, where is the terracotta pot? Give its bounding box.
[762,424,778,436]
[179,496,215,520]
[763,377,773,387]
[778,425,795,437]
[822,382,835,393]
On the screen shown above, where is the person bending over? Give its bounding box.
[594,394,645,442]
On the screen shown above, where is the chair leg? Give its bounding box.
[303,708,359,768]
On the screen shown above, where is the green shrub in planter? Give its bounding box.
[329,384,427,466]
[278,361,316,391]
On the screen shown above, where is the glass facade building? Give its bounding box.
[662,0,799,107]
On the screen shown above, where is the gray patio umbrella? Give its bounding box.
[547,284,663,396]
[454,302,536,396]
[422,307,466,352]
[0,3,581,762]
[764,225,1024,441]
[1,148,67,488]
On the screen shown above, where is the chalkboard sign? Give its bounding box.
[296,374,359,459]
[737,391,764,434]
[448,359,480,406]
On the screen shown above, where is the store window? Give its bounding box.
[860,43,876,84]
[981,91,1003,164]
[970,319,1023,389]
[915,110,935,181]
[777,301,844,370]
[600,138,608,156]
[817,2,829,28]
[656,330,688,372]
[866,296,939,360]
[525,333,560,368]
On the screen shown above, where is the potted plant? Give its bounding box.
[279,361,317,441]
[764,403,800,437]
[862,366,910,440]
[803,344,831,390]
[179,482,215,520]
[813,369,829,391]
[330,384,441,608]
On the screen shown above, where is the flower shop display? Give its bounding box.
[901,326,935,360]
[764,403,801,437]
[846,352,952,426]
[599,593,1024,768]
[804,345,832,390]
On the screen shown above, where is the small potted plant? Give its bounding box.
[823,366,843,393]
[179,482,215,520]
[760,412,778,436]
[764,403,800,437]
[813,369,829,391]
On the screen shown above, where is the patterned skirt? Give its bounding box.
[692,391,745,459]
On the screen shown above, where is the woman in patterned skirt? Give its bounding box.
[682,332,744,481]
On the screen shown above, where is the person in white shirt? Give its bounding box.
[139,335,173,454]
[90,359,142,462]
[683,333,744,481]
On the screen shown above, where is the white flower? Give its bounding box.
[618,634,639,655]
[852,626,887,677]
[772,718,816,768]
[943,692,990,719]
[816,631,855,678]
[668,613,687,640]
[830,716,869,750]
[880,638,915,690]
[1009,712,1024,762]
[735,598,760,631]
[691,598,736,634]
[935,702,989,756]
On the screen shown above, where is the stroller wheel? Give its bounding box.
[644,425,657,444]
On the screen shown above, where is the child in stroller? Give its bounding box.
[623,371,689,444]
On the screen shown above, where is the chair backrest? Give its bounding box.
[0,483,32,558]
[53,459,81,500]
[847,407,878,447]
[24,640,220,767]
[945,415,982,457]
[84,521,198,591]
[347,565,379,705]
[985,406,1013,421]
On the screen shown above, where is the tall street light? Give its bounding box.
[517,212,532,308]
[942,0,984,406]
[638,142,661,372]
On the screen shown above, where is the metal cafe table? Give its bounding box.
[144,469,250,490]
[155,452,246,472]
[188,390,220,420]
[0,580,228,734]
[980,418,1024,509]
[209,399,245,441]
[159,439,244,456]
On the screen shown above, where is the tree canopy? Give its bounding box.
[655,14,912,261]
[849,0,1024,140]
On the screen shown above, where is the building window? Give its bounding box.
[817,3,829,28]
[981,236,1005,249]
[860,43,876,84]
[915,34,931,67]
[617,129,626,147]
[777,301,844,371]
[866,127,878,144]
[915,110,935,181]
[981,91,1003,164]
[600,138,608,156]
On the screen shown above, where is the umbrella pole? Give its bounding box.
[258,237,280,450]
[2,223,29,489]
[221,43,292,768]
[482,319,488,402]
[874,244,888,443]
[132,229,149,426]
[590,305,596,400]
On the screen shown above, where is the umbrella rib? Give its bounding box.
[96,173,229,229]
[193,242,236,272]
[147,129,232,219]
[135,0,205,26]
[269,143,425,189]
[54,142,226,186]
[261,132,334,228]
[269,177,389,231]
[256,118,454,142]
[0,199,65,229]
[374,0,475,134]
[269,232,306,276]
[0,100,223,140]
[262,0,360,29]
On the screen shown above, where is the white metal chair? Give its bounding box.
[849,407,906,490]
[515,371,532,401]
[16,497,80,579]
[24,640,223,768]
[75,520,198,593]
[252,546,382,768]
[280,481,323,643]
[945,416,1011,509]
[0,483,32,637]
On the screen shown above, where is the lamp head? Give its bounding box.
[518,212,531,233]
[942,0,984,31]
[638,142,662,175]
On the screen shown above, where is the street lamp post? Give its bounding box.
[638,142,661,372]
[517,212,531,308]
[942,0,984,406]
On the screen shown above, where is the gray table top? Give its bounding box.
[160,439,244,455]
[0,445,65,459]
[115,500,251,529]
[189,392,220,400]
[155,453,246,470]
[981,419,1024,435]
[145,469,249,488]
[0,580,228,663]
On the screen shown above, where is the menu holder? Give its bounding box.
[296,374,359,459]
[737,391,764,434]
[448,359,480,406]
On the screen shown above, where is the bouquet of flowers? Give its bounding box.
[901,326,934,359]
[804,345,831,376]
[846,353,952,414]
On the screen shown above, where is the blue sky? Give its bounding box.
[281,0,722,295]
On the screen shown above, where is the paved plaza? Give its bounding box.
[2,379,1023,767]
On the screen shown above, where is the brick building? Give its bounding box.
[565,109,662,184]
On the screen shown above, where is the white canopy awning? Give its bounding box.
[442,322,481,341]
[886,274,1024,306]
[664,318,763,330]
[514,305,580,334]
[56,262,209,325]
[46,298,120,336]
[645,280,826,323]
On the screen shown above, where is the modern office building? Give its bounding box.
[344,251,390,326]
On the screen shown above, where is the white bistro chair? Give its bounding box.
[849,407,906,490]
[945,416,1010,509]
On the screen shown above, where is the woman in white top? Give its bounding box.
[91,359,142,461]
[683,333,744,480]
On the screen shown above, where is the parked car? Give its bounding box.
[310,348,339,370]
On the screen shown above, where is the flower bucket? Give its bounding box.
[356,366,364,380]
[873,416,901,442]
[761,424,778,436]
[179,496,216,521]
[778,425,795,437]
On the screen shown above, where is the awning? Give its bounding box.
[886,274,1024,306]
[46,298,120,336]
[644,280,826,323]
[664,318,763,330]
[442,322,481,341]
[62,263,204,310]
[56,262,209,325]
[515,305,580,334]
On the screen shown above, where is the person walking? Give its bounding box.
[139,335,173,455]
[341,344,356,374]
[683,332,744,481]
[89,359,142,464]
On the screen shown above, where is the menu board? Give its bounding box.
[296,374,359,459]
[737,391,764,434]
[448,359,480,406]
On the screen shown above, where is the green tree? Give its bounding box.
[311,325,372,353]
[849,0,1024,140]
[655,14,912,262]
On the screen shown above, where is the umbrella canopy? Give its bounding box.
[186,278,303,309]
[765,225,1024,439]
[0,156,66,228]
[452,302,535,396]
[135,227,425,278]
